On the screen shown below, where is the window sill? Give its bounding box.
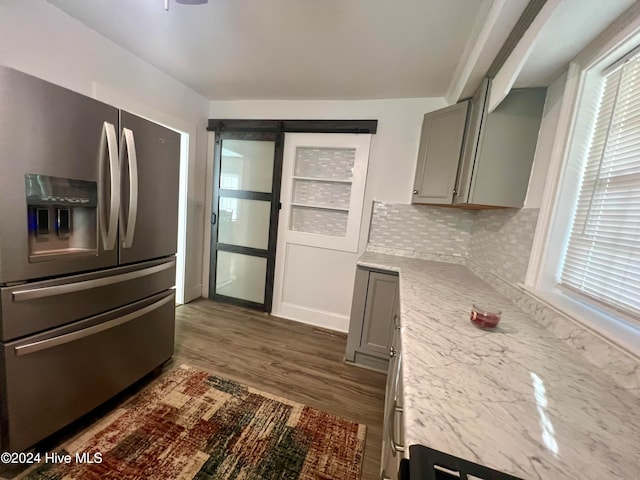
[519,284,640,359]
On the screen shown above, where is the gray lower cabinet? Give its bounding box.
[345,266,399,371]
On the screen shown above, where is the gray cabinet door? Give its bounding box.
[469,87,547,207]
[454,78,490,205]
[360,271,399,357]
[454,79,547,208]
[412,101,469,205]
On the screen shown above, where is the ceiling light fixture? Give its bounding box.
[164,0,208,11]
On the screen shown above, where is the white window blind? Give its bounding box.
[560,52,640,318]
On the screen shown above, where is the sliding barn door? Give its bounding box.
[208,132,283,311]
[272,133,371,331]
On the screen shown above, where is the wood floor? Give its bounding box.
[173,299,387,480]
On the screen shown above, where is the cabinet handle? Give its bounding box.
[393,313,401,329]
[412,189,419,195]
[389,346,397,358]
[389,398,405,454]
[452,188,457,196]
[389,354,405,455]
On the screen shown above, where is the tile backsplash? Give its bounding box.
[367,201,539,284]
[468,208,540,285]
[367,202,474,261]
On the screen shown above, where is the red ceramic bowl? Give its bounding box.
[470,304,501,329]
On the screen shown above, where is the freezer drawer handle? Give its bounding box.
[119,127,139,249]
[14,293,174,356]
[99,121,121,251]
[11,260,175,302]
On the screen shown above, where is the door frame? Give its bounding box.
[208,131,284,312]
[202,119,379,311]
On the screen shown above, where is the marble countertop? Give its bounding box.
[357,252,640,480]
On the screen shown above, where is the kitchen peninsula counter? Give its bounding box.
[357,252,640,479]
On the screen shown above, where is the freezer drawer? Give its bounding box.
[0,257,175,341]
[0,290,175,452]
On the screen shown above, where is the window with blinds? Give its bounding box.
[560,51,640,318]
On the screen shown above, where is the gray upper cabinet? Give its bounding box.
[456,80,547,207]
[412,78,547,208]
[412,101,469,204]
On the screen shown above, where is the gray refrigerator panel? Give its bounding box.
[119,111,180,265]
[0,257,176,342]
[0,67,120,284]
[1,290,175,451]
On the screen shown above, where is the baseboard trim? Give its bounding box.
[184,284,203,304]
[274,302,350,333]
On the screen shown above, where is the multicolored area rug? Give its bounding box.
[22,365,366,480]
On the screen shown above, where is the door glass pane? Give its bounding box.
[292,179,351,209]
[221,139,275,193]
[218,198,271,250]
[294,147,355,180]
[216,251,266,304]
[290,206,348,237]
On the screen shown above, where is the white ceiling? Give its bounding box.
[45,0,638,101]
[47,0,490,100]
[515,0,636,87]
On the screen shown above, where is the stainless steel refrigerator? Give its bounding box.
[0,66,180,452]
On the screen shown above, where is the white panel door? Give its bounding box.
[273,133,371,332]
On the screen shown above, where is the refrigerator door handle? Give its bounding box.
[11,260,175,302]
[119,127,138,248]
[13,293,174,356]
[99,122,120,251]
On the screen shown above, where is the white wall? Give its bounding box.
[204,98,447,295]
[0,0,209,302]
